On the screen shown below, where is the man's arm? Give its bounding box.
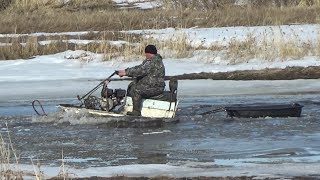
[126,60,151,77]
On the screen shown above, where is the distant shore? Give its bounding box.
[108,66,320,81]
[170,66,320,81]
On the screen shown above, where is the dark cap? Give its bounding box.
[145,45,157,54]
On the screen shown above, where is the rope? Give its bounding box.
[200,107,225,115]
[32,100,47,116]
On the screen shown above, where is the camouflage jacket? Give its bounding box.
[125,54,165,88]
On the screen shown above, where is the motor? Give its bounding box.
[83,95,101,110]
[99,81,126,111]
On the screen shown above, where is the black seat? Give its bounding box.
[127,79,178,102]
[149,91,177,102]
[149,79,178,102]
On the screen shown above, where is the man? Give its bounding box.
[116,45,165,116]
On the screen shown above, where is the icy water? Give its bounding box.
[1,94,320,169]
[1,80,320,177]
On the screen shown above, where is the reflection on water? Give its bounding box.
[0,94,320,169]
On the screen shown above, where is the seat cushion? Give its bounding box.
[148,91,177,102]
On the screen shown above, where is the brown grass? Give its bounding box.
[0,32,145,60]
[278,41,311,60]
[223,27,320,64]
[1,29,319,62]
[0,123,24,179]
[317,32,320,56]
[0,30,197,60]
[0,0,320,34]
[226,34,258,64]
[0,37,75,60]
[0,0,320,61]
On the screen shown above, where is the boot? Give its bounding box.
[127,95,142,116]
[127,110,141,116]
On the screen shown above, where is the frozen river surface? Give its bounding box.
[1,79,320,178]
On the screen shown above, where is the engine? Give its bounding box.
[82,83,126,112]
[98,87,126,111]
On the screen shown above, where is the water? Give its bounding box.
[1,79,320,177]
[1,93,320,171]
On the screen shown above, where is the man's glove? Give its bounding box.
[116,69,126,77]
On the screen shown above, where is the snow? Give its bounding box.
[14,162,320,179]
[112,0,162,9]
[0,25,319,100]
[1,25,320,82]
[127,24,320,48]
[1,47,319,102]
[0,31,98,38]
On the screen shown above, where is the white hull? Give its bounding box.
[123,97,178,118]
[59,97,178,119]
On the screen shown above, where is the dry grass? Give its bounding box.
[0,31,196,60]
[0,32,143,60]
[224,32,319,64]
[0,123,72,179]
[0,123,23,179]
[152,32,195,58]
[0,37,75,60]
[226,34,258,64]
[239,0,320,7]
[317,32,320,56]
[278,41,311,60]
[0,0,320,61]
[1,28,319,62]
[0,0,320,34]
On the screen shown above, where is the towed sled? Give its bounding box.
[59,72,179,121]
[224,103,303,118]
[201,102,303,118]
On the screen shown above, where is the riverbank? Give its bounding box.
[170,66,320,80]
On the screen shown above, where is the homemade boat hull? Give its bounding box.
[59,105,178,128]
[58,78,179,128]
[59,97,178,119]
[225,103,303,118]
[123,97,177,118]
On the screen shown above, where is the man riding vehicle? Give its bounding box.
[116,45,166,116]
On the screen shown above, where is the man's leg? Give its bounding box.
[127,93,142,116]
[127,84,164,116]
[127,83,142,116]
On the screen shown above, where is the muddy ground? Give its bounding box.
[108,66,320,82]
[170,66,320,81]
